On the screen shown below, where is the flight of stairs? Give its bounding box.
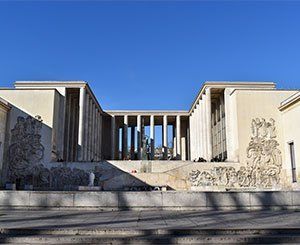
[1,228,300,244]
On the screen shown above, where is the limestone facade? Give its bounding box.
[0,80,299,190]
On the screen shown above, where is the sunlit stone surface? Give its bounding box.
[0,81,299,191]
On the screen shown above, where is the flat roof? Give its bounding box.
[0,97,11,110]
[279,91,300,111]
[189,81,276,114]
[14,81,103,112]
[106,110,189,116]
[10,80,282,115]
[14,81,87,87]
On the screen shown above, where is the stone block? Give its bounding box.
[0,191,30,206]
[291,191,300,206]
[74,192,118,207]
[24,185,33,190]
[46,193,74,207]
[29,192,48,207]
[206,192,250,209]
[162,191,206,207]
[78,186,102,191]
[250,191,293,207]
[118,192,163,208]
[5,183,16,190]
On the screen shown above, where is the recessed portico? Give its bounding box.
[105,111,190,160]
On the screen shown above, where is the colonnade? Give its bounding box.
[79,87,103,162]
[110,114,187,160]
[63,87,103,162]
[189,87,213,161]
[211,93,227,161]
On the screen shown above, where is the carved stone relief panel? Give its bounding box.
[8,115,46,184]
[190,118,282,189]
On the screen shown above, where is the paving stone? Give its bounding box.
[74,192,118,207]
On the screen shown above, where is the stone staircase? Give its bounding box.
[1,228,300,244]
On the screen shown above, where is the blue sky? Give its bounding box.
[0,1,300,111]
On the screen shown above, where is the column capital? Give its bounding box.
[205,87,211,94]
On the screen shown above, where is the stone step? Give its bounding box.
[1,233,300,244]
[1,229,300,244]
[2,228,300,236]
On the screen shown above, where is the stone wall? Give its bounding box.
[0,101,9,185]
[232,90,297,184]
[281,97,300,185]
[1,190,300,210]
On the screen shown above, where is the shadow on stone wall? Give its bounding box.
[1,105,53,189]
[43,160,159,191]
[0,191,298,211]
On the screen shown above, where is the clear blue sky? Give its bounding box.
[0,1,300,111]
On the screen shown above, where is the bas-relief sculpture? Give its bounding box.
[190,118,283,189]
[7,115,90,189]
[6,115,283,190]
[7,115,48,185]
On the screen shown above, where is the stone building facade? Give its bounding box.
[0,81,299,190]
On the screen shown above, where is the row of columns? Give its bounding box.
[190,87,213,161]
[78,87,103,162]
[110,115,183,160]
[211,94,226,160]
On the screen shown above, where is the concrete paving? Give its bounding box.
[1,209,300,230]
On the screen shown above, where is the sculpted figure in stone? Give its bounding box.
[190,118,282,189]
[8,115,46,185]
[89,172,95,187]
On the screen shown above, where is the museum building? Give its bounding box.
[0,81,299,191]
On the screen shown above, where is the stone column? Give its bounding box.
[83,93,89,161]
[202,94,208,160]
[116,124,120,160]
[88,98,93,160]
[216,101,220,157]
[93,106,98,160]
[77,87,86,161]
[122,115,128,160]
[91,102,95,161]
[94,109,98,161]
[173,125,176,158]
[137,115,142,160]
[187,120,191,160]
[200,99,205,159]
[130,126,135,160]
[191,111,195,160]
[189,112,194,160]
[64,93,71,161]
[163,115,168,160]
[111,115,115,160]
[180,119,187,161]
[220,95,225,160]
[196,103,200,159]
[206,88,212,161]
[176,115,181,159]
[98,112,102,161]
[150,115,155,160]
[97,110,101,161]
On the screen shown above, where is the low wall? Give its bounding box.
[46,160,242,191]
[0,191,300,210]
